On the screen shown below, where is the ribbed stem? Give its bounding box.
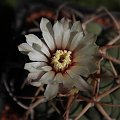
[74,102,93,120]
[96,104,112,120]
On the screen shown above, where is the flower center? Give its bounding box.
[51,50,72,71]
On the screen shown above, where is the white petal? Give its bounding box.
[30,81,42,87]
[28,51,48,62]
[39,71,55,84]
[66,31,78,49]
[27,72,42,80]
[25,34,42,46]
[53,73,63,83]
[63,73,74,88]
[40,18,55,51]
[25,34,51,57]
[62,29,71,49]
[69,32,83,51]
[40,18,54,36]
[18,43,33,53]
[44,84,59,100]
[41,45,51,57]
[41,66,52,71]
[73,76,90,91]
[53,21,63,49]
[32,42,51,57]
[42,32,55,51]
[71,21,82,32]
[60,18,71,31]
[24,62,47,72]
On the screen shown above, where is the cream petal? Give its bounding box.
[69,32,83,51]
[30,81,42,87]
[40,18,55,51]
[80,60,98,74]
[44,84,59,100]
[24,62,47,72]
[73,53,96,63]
[88,63,98,74]
[83,33,97,44]
[53,21,63,49]
[53,73,63,83]
[41,66,52,71]
[63,73,74,88]
[70,66,90,77]
[71,21,82,32]
[62,29,71,49]
[74,33,97,53]
[28,51,48,62]
[75,44,98,57]
[60,18,71,31]
[73,44,98,63]
[66,69,78,78]
[39,71,55,84]
[18,43,33,54]
[73,54,93,63]
[73,76,90,91]
[73,54,98,74]
[72,55,81,63]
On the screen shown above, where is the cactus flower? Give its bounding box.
[18,18,99,100]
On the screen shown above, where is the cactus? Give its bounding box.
[3,2,120,120]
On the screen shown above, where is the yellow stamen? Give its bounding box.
[51,50,72,71]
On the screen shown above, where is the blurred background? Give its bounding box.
[0,0,120,120]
